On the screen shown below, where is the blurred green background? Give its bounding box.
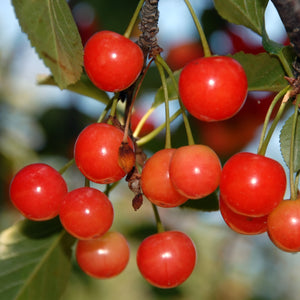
[0,0,299,299]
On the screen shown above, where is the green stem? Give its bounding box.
[184,0,211,57]
[123,0,145,38]
[277,51,294,78]
[133,107,155,138]
[151,203,164,233]
[84,177,90,187]
[289,95,300,200]
[136,108,182,146]
[257,86,290,155]
[104,181,120,196]
[156,55,195,145]
[156,60,172,149]
[58,158,75,174]
[97,96,115,123]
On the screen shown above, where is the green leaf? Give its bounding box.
[213,0,268,35]
[230,51,291,92]
[180,192,219,211]
[262,24,285,55]
[0,218,75,300]
[12,0,83,89]
[280,113,300,172]
[37,74,110,104]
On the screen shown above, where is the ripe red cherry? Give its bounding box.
[136,231,196,289]
[219,196,267,235]
[178,56,248,121]
[166,41,203,71]
[74,123,134,184]
[76,231,130,278]
[267,199,300,252]
[84,30,144,92]
[141,149,188,207]
[169,145,222,199]
[220,152,286,217]
[59,187,113,239]
[9,163,68,221]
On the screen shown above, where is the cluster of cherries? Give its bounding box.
[8,29,299,291]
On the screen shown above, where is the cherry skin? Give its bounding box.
[166,41,203,71]
[169,145,222,199]
[178,56,248,122]
[136,231,196,289]
[141,149,188,207]
[74,123,134,184]
[9,163,68,221]
[84,30,144,92]
[219,196,267,235]
[267,199,300,252]
[76,231,130,278]
[59,187,114,240]
[219,152,286,217]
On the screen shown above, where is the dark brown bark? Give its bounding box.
[271,0,300,72]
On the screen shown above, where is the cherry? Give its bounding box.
[267,199,300,252]
[219,196,267,235]
[178,56,248,122]
[141,149,188,207]
[74,123,134,184]
[166,41,203,71]
[136,231,196,289]
[169,145,222,199]
[59,187,114,240]
[76,231,130,278]
[9,163,68,221]
[197,92,277,158]
[219,152,286,217]
[84,30,144,92]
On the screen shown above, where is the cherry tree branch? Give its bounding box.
[271,0,300,72]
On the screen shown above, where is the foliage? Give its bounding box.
[1,0,299,299]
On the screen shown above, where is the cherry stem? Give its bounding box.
[58,158,75,174]
[84,177,90,187]
[151,203,164,233]
[277,50,294,78]
[133,106,155,138]
[156,60,172,149]
[123,58,154,144]
[289,95,300,200]
[104,181,120,196]
[136,108,182,146]
[257,85,290,156]
[156,55,195,145]
[184,0,211,57]
[97,96,115,123]
[123,0,145,38]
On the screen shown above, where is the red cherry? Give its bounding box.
[197,92,277,158]
[267,199,300,252]
[141,149,188,207]
[166,41,203,71]
[76,231,130,278]
[220,152,286,217]
[169,145,222,199]
[136,231,196,288]
[219,196,267,235]
[9,163,68,221]
[74,123,134,184]
[178,56,248,121]
[59,187,114,240]
[84,30,144,92]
